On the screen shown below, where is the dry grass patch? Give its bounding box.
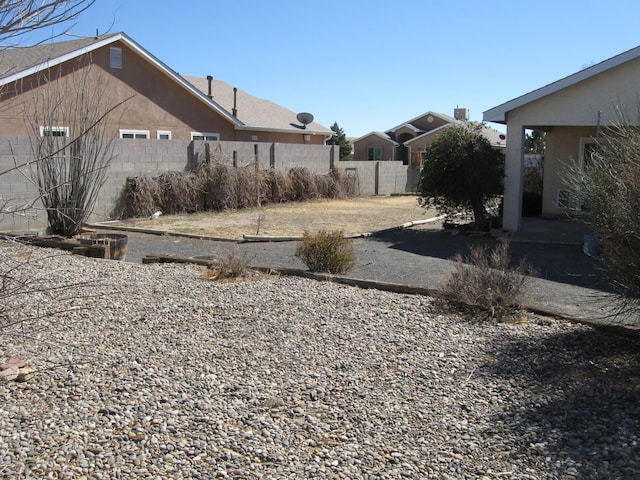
[116,196,438,239]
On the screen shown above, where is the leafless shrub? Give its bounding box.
[330,167,357,197]
[289,167,318,201]
[27,61,133,236]
[112,176,158,219]
[563,108,640,316]
[313,173,333,198]
[153,171,201,214]
[203,162,234,210]
[234,165,264,209]
[263,169,292,203]
[200,248,254,281]
[436,239,536,321]
[119,162,354,219]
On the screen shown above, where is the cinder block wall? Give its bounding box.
[0,137,413,232]
[338,160,416,196]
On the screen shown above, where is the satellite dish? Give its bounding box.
[296,112,314,129]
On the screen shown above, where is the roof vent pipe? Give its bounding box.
[206,75,213,99]
[232,87,238,117]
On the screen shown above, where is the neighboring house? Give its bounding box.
[0,32,332,144]
[352,109,506,165]
[484,45,640,232]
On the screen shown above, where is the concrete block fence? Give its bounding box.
[0,136,415,232]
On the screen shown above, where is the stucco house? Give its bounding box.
[0,32,332,144]
[483,45,640,232]
[352,109,506,165]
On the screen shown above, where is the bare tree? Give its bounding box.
[0,0,99,225]
[27,58,132,237]
[0,0,95,46]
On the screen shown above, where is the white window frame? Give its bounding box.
[157,130,172,140]
[119,129,150,139]
[39,126,69,137]
[557,189,578,210]
[190,132,220,141]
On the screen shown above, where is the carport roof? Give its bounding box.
[483,44,640,124]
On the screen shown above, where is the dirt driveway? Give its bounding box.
[112,196,440,239]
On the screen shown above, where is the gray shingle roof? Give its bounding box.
[0,33,119,79]
[183,75,331,135]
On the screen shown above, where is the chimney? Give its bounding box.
[232,87,238,117]
[206,75,213,99]
[454,107,469,121]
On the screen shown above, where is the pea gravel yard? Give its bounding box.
[1,243,639,479]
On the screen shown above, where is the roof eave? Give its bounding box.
[386,111,455,133]
[0,32,125,88]
[353,131,398,145]
[483,44,640,124]
[236,124,332,137]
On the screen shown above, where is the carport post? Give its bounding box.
[502,125,525,232]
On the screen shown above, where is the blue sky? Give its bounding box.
[26,0,640,138]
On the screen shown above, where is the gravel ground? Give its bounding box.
[1,243,639,479]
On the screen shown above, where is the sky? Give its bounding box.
[23,0,640,138]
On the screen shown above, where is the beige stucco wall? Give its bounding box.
[542,126,596,216]
[0,41,237,140]
[352,135,395,161]
[0,40,325,145]
[505,56,640,129]
[499,55,640,230]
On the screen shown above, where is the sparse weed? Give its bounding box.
[436,239,536,321]
[295,230,356,274]
[255,213,266,235]
[201,248,253,281]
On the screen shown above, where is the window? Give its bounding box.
[39,126,69,137]
[191,132,219,141]
[557,189,578,209]
[157,130,172,140]
[110,47,122,69]
[119,129,149,139]
[574,137,597,211]
[367,146,382,161]
[580,138,598,170]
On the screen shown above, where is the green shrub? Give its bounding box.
[436,239,535,321]
[295,230,356,274]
